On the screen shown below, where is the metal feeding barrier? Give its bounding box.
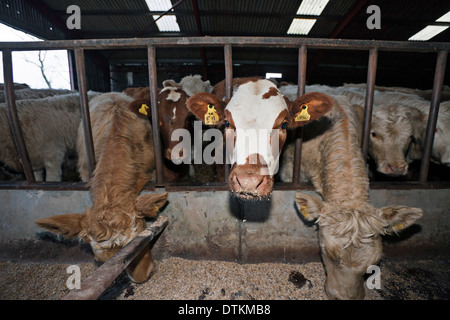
[0,36,449,191]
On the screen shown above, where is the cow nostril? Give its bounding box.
[256,176,265,190]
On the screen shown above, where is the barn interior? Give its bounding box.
[0,0,450,301]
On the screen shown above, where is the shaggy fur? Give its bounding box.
[37,92,168,283]
[293,93,423,299]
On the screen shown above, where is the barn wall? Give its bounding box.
[0,189,448,262]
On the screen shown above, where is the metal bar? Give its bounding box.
[2,49,36,183]
[292,45,307,185]
[67,50,76,91]
[361,48,378,162]
[74,48,96,178]
[192,0,208,80]
[223,44,233,180]
[147,45,164,185]
[0,37,449,52]
[419,50,448,183]
[62,215,169,300]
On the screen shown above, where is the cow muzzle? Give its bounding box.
[229,164,274,199]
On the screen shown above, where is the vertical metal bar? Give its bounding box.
[67,50,76,91]
[292,45,307,185]
[224,44,233,180]
[74,48,96,178]
[361,48,378,162]
[419,50,447,183]
[224,45,233,100]
[2,49,36,183]
[147,45,164,185]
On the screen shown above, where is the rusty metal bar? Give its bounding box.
[2,49,36,183]
[0,37,449,52]
[292,45,307,185]
[361,48,378,163]
[419,50,448,183]
[147,45,164,185]
[223,44,233,180]
[62,215,169,300]
[74,48,96,178]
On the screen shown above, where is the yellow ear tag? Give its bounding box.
[393,223,404,230]
[139,104,149,116]
[295,105,310,122]
[300,206,310,218]
[205,104,219,125]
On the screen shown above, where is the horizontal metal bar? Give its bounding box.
[62,215,169,300]
[0,37,449,52]
[1,181,449,191]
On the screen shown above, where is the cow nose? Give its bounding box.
[385,163,408,176]
[229,169,272,198]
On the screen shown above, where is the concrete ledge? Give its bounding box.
[1,189,448,263]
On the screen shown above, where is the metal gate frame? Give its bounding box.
[1,37,449,191]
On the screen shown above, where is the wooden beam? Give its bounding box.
[62,215,169,300]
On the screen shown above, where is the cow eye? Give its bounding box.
[371,132,377,138]
[225,120,230,127]
[281,122,288,129]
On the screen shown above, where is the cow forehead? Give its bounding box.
[226,80,287,128]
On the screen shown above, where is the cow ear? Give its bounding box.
[35,213,85,238]
[378,206,423,234]
[288,92,333,128]
[294,192,324,221]
[163,79,179,88]
[186,92,226,126]
[128,99,152,120]
[135,192,169,218]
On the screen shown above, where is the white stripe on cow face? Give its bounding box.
[160,86,181,102]
[225,79,288,175]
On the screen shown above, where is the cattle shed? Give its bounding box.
[0,0,450,301]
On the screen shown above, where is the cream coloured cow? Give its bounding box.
[292,92,423,299]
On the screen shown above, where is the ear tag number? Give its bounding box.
[295,105,310,122]
[205,104,219,125]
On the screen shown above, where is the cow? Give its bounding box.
[292,92,423,299]
[186,77,329,199]
[0,92,100,181]
[123,75,213,182]
[36,92,168,283]
[162,74,213,97]
[0,88,76,103]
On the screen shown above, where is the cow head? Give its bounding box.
[295,192,423,299]
[186,79,332,199]
[36,192,168,283]
[369,104,425,176]
[158,86,191,162]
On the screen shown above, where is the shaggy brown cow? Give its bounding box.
[36,92,168,283]
[292,92,423,299]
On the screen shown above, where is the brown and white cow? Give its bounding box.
[186,77,328,199]
[292,92,423,299]
[36,92,168,283]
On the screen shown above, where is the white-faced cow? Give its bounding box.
[36,92,168,283]
[186,77,330,199]
[292,92,423,299]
